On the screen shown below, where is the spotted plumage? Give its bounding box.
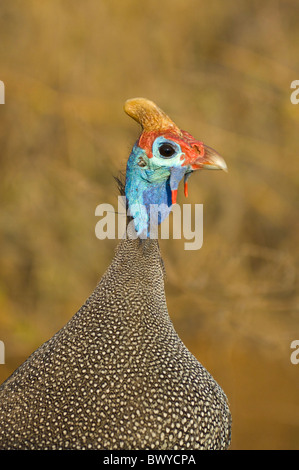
[0,98,231,450]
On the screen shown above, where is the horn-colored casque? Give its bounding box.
[124,97,181,134]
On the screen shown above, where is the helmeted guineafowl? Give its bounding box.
[0,98,231,450]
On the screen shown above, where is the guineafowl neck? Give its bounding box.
[92,236,169,328]
[105,237,164,294]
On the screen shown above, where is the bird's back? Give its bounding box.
[0,237,231,450]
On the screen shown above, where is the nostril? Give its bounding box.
[192,142,205,156]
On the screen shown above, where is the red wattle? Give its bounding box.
[172,189,178,205]
[184,182,188,198]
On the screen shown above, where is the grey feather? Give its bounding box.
[0,232,231,450]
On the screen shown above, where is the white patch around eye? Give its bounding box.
[151,136,184,167]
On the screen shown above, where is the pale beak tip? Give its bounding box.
[205,155,228,173]
[212,154,228,172]
[222,162,228,173]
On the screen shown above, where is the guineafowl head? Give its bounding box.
[124,98,227,238]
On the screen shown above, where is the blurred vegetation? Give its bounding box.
[0,0,299,450]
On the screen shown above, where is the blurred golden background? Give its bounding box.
[0,0,299,450]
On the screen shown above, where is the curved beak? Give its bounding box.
[171,139,228,205]
[178,143,227,203]
[191,145,228,172]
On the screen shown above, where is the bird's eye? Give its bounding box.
[158,143,176,158]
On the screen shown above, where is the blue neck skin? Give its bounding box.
[125,145,187,238]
